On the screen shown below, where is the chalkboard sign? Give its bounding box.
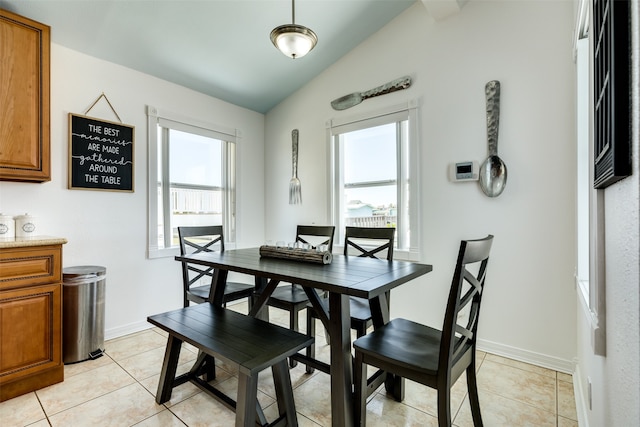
[68,114,134,192]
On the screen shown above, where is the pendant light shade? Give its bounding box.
[270,0,317,59]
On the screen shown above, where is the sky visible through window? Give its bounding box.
[169,129,222,186]
[343,123,397,208]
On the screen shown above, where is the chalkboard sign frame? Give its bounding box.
[68,113,135,192]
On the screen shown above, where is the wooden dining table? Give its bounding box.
[175,247,432,427]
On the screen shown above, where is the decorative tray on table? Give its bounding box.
[259,245,332,265]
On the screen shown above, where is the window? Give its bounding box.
[328,102,420,259]
[575,0,605,354]
[147,106,237,258]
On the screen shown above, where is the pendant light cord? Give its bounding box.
[291,0,296,24]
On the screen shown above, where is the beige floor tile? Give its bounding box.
[168,390,237,426]
[214,375,277,413]
[138,361,213,408]
[133,408,187,426]
[484,353,557,379]
[292,370,332,426]
[63,353,114,378]
[382,376,468,421]
[48,383,163,426]
[149,326,168,337]
[255,361,316,399]
[27,419,51,427]
[37,360,136,415]
[262,401,323,426]
[558,415,579,427]
[558,372,573,383]
[0,392,46,426]
[476,359,556,413]
[454,391,556,427]
[118,345,198,381]
[1,335,577,427]
[105,329,167,361]
[558,378,578,420]
[366,393,440,426]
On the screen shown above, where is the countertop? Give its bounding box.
[0,236,68,249]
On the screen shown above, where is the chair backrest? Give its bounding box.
[439,235,494,374]
[296,225,335,252]
[177,225,225,306]
[178,225,225,256]
[343,226,395,260]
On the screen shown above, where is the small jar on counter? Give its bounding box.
[15,213,38,238]
[0,213,15,238]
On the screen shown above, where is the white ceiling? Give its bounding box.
[1,0,418,113]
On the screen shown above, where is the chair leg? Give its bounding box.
[436,384,452,427]
[356,320,367,338]
[354,351,368,427]
[289,309,299,368]
[466,365,484,427]
[305,308,316,374]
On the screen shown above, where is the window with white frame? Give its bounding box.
[575,0,605,354]
[328,102,420,259]
[147,106,237,258]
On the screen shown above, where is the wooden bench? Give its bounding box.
[148,303,314,427]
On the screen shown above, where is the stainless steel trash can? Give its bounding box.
[62,266,106,364]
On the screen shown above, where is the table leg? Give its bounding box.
[208,268,228,306]
[249,277,280,321]
[328,292,353,427]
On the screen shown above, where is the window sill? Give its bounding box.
[576,275,606,356]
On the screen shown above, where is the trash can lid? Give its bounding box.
[63,265,106,278]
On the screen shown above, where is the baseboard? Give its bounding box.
[105,320,154,341]
[477,338,575,374]
[573,364,590,427]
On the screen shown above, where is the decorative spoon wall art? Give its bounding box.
[330,76,412,111]
[479,80,508,197]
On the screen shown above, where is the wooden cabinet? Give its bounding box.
[0,9,51,182]
[0,240,65,402]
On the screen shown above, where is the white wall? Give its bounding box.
[575,2,640,426]
[265,0,577,369]
[0,44,266,338]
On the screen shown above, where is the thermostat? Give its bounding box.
[449,161,479,182]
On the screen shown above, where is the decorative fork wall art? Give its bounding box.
[289,129,302,204]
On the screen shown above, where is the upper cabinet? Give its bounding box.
[0,9,50,182]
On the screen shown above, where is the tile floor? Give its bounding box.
[1,301,578,426]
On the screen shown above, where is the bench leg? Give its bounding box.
[272,359,298,426]
[236,371,258,427]
[156,335,182,404]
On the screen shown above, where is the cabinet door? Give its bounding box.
[0,9,51,182]
[0,283,62,383]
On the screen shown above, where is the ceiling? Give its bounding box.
[1,0,418,113]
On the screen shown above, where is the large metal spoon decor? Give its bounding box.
[479,80,507,197]
[330,76,412,111]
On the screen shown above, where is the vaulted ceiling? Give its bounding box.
[1,0,424,113]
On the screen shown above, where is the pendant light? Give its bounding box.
[270,0,317,59]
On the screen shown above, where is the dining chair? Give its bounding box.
[304,226,395,374]
[265,225,335,367]
[352,234,493,426]
[178,225,254,309]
